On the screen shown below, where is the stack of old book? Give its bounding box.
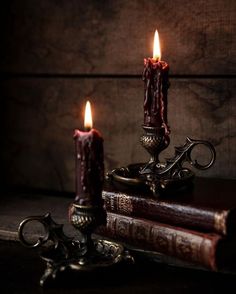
[97,177,236,271]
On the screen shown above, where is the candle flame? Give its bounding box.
[153,29,161,61]
[84,101,93,130]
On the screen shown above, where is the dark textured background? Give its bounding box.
[1,0,235,192]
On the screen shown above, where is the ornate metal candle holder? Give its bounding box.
[109,125,216,195]
[108,31,216,196]
[18,203,133,286]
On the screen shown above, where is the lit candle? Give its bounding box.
[74,101,104,206]
[153,29,161,61]
[143,29,170,133]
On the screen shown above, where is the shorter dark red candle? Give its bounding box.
[74,101,104,207]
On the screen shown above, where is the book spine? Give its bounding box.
[102,191,229,235]
[97,212,222,270]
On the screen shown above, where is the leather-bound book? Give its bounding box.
[102,177,236,236]
[96,212,236,271]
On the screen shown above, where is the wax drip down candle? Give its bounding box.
[74,101,104,207]
[143,30,170,134]
[105,29,216,195]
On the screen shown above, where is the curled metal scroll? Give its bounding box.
[157,137,216,178]
[18,213,71,249]
[109,137,216,195]
[186,138,216,170]
[18,212,133,286]
[144,137,216,193]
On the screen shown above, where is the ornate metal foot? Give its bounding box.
[18,213,134,286]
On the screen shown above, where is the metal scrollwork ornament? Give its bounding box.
[18,212,134,286]
[109,129,216,196]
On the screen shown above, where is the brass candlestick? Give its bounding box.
[18,203,133,286]
[109,126,216,195]
[18,101,134,286]
[109,31,216,195]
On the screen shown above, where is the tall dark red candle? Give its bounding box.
[143,30,170,133]
[74,101,104,207]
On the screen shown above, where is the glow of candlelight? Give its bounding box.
[84,101,93,130]
[153,29,161,61]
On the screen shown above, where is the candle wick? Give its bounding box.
[84,126,91,132]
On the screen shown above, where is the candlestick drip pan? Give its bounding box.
[108,163,195,192]
[109,136,216,196]
[18,213,134,286]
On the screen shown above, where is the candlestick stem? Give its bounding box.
[140,125,170,174]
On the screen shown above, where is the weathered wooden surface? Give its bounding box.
[1,239,236,293]
[0,0,235,75]
[1,78,235,191]
[1,178,235,243]
[0,192,73,242]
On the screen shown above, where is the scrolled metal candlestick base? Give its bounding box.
[18,206,133,287]
[110,126,216,196]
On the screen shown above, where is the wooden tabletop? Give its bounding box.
[1,178,236,293]
[1,240,236,294]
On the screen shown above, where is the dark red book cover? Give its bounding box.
[103,177,236,236]
[96,212,236,271]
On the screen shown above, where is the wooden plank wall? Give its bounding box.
[1,0,235,192]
